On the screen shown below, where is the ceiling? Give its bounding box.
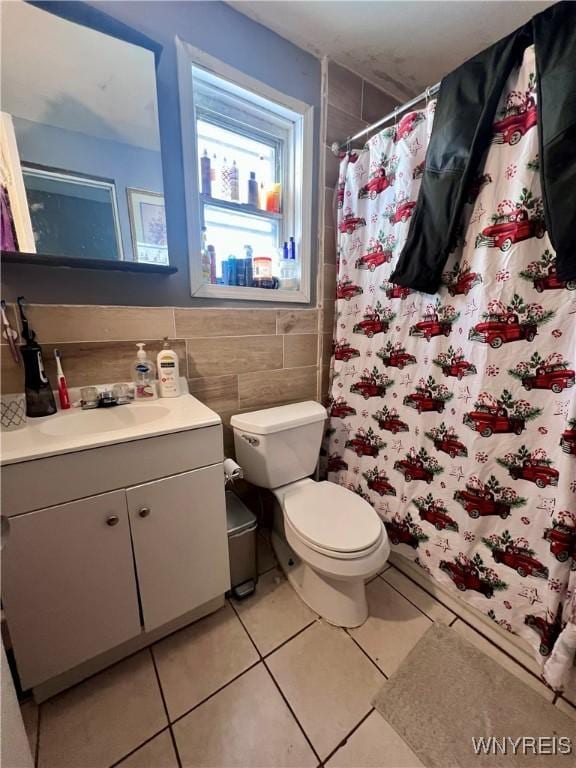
[1,0,160,150]
[228,1,555,100]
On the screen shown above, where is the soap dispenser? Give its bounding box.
[132,343,157,400]
[17,297,57,418]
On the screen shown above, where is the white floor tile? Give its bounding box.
[349,578,432,676]
[153,602,259,721]
[38,651,167,768]
[233,569,316,655]
[326,710,424,768]
[267,621,383,760]
[174,663,317,767]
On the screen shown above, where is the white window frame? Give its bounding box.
[176,37,313,303]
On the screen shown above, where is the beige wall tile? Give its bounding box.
[323,264,337,301]
[238,366,318,409]
[1,340,186,393]
[326,104,367,149]
[22,305,174,343]
[321,333,333,368]
[320,364,332,402]
[276,309,318,335]
[40,340,187,389]
[325,146,340,188]
[324,227,337,264]
[362,81,400,125]
[188,375,238,419]
[328,62,363,117]
[187,336,282,378]
[324,187,336,229]
[284,334,319,368]
[176,309,276,338]
[0,343,23,394]
[322,303,336,335]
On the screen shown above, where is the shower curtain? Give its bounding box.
[325,46,576,690]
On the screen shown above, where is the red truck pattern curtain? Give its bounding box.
[325,46,576,690]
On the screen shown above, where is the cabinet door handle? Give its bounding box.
[106,515,120,527]
[138,507,151,518]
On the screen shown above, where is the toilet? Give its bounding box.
[230,401,390,627]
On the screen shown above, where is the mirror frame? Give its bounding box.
[1,1,176,275]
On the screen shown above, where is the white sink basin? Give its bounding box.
[1,393,222,465]
[37,405,171,438]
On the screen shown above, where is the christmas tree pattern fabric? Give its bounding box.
[325,46,576,690]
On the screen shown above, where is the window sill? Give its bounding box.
[2,252,178,274]
[192,282,309,303]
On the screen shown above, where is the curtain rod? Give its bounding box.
[331,81,441,155]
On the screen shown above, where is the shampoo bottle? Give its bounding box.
[133,343,157,400]
[157,338,180,398]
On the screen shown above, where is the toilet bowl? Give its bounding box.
[230,402,390,627]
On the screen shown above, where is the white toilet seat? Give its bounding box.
[283,481,384,560]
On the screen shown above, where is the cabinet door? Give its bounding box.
[2,491,141,689]
[127,465,230,632]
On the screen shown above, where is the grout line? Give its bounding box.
[34,702,41,768]
[344,629,388,679]
[263,658,322,765]
[148,648,182,768]
[321,707,375,766]
[229,598,322,764]
[108,726,173,768]
[169,658,262,729]
[262,620,318,660]
[377,570,440,624]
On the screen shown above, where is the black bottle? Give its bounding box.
[17,297,57,418]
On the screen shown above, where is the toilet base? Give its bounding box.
[271,531,369,628]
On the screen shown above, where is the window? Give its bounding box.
[177,40,313,302]
[22,166,123,261]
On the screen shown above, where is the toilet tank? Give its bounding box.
[230,402,327,489]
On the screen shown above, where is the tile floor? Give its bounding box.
[20,531,576,768]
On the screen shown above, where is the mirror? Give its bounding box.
[0,2,168,266]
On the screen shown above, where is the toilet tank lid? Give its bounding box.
[231,401,327,435]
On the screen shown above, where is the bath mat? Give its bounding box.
[372,623,576,767]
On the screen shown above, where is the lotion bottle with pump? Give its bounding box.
[133,343,157,400]
[157,338,180,398]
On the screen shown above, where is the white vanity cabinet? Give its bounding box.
[2,490,142,688]
[1,403,230,697]
[127,465,229,632]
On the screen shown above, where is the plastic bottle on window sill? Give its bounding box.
[248,172,258,206]
[200,149,212,196]
[208,244,217,284]
[221,157,231,200]
[201,227,211,284]
[229,161,239,201]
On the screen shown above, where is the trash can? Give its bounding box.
[226,490,257,599]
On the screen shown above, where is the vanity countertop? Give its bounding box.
[1,394,221,466]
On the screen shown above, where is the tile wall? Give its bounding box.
[319,62,399,400]
[0,305,319,455]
